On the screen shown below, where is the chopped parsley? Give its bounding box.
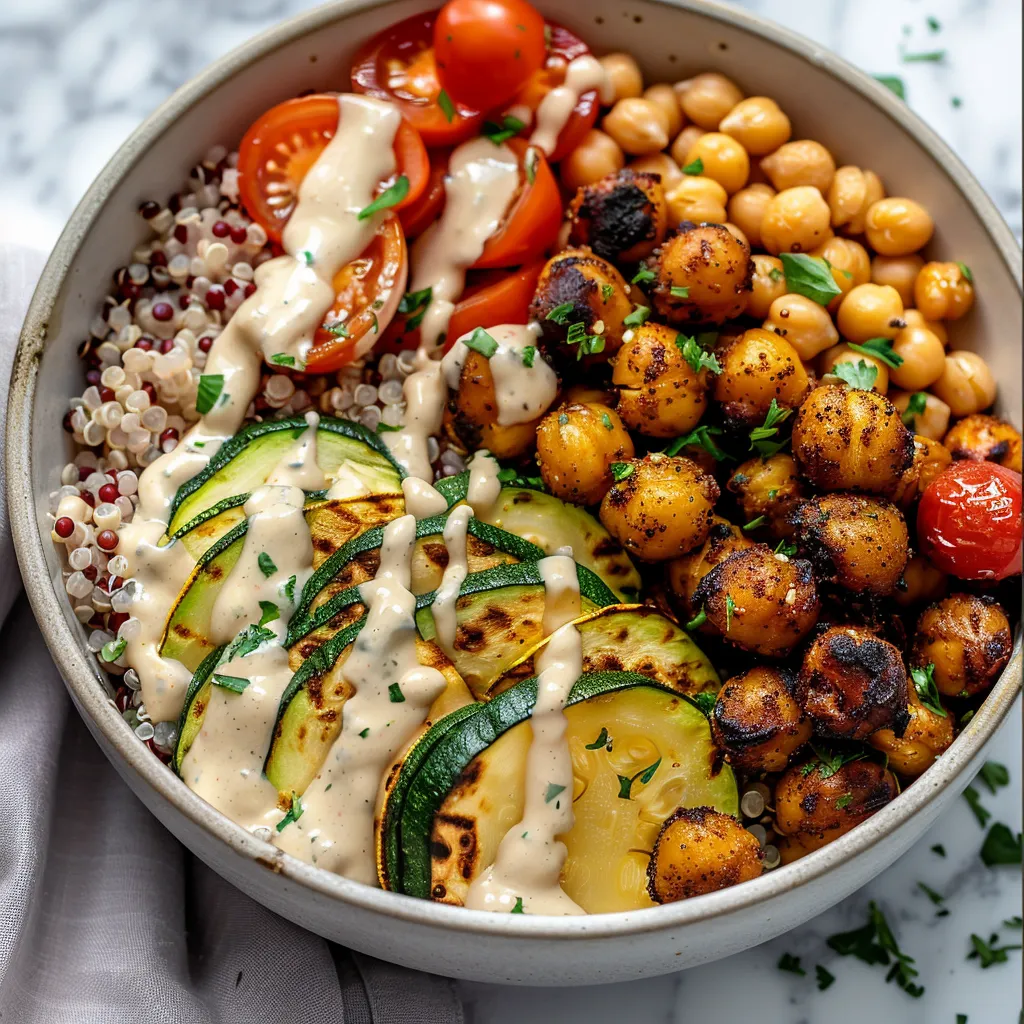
[670,285,690,298]
[931,844,947,857]
[388,683,405,703]
[495,467,546,490]
[585,727,610,750]
[848,337,904,369]
[282,575,297,603]
[927,15,941,31]
[815,965,836,991]
[324,321,350,338]
[632,268,655,285]
[749,398,793,456]
[622,304,651,328]
[545,302,574,324]
[685,608,707,632]
[902,49,946,63]
[980,823,1022,866]
[957,262,973,283]
[978,761,1010,795]
[511,896,525,914]
[376,422,402,433]
[725,593,736,631]
[743,515,766,531]
[682,157,704,175]
[100,636,127,663]
[544,783,566,804]
[212,673,251,693]
[565,320,605,358]
[768,265,784,282]
[774,538,798,558]
[664,424,732,461]
[257,552,277,578]
[800,742,865,780]
[827,901,923,998]
[223,624,276,662]
[834,359,879,391]
[910,663,946,717]
[521,345,536,368]
[269,353,297,367]
[617,757,662,799]
[601,412,613,431]
[691,690,717,716]
[464,327,499,359]
[196,373,225,415]
[967,931,1022,968]
[276,792,304,832]
[359,728,370,738]
[777,953,805,976]
[482,113,526,145]
[601,283,615,301]
[778,253,842,306]
[917,881,944,906]
[358,175,410,220]
[963,785,991,828]
[676,332,722,374]
[258,601,279,627]
[610,462,634,482]
[398,287,432,330]
[437,88,456,123]
[902,391,929,428]
[874,75,907,100]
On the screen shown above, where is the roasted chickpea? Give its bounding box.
[930,351,997,417]
[871,254,924,307]
[560,129,626,192]
[869,687,954,777]
[792,384,915,494]
[675,72,744,129]
[647,806,762,904]
[642,83,684,139]
[826,166,885,234]
[567,170,668,263]
[797,626,910,739]
[819,343,890,394]
[944,414,1022,473]
[612,321,710,437]
[628,152,684,191]
[536,402,634,505]
[718,96,792,155]
[599,454,719,561]
[684,132,750,195]
[763,293,839,362]
[667,516,754,615]
[760,185,832,255]
[727,454,803,538]
[864,197,934,256]
[893,556,947,612]
[913,261,976,321]
[692,545,820,657]
[902,307,949,346]
[603,97,670,155]
[790,493,909,596]
[912,595,1013,698]
[670,125,707,165]
[811,236,871,311]
[727,183,775,249]
[723,222,750,248]
[888,434,952,507]
[714,328,811,426]
[760,140,836,194]
[836,282,905,342]
[890,389,951,442]
[664,174,728,224]
[648,223,752,326]
[887,322,946,392]
[563,382,616,406]
[598,53,644,103]
[748,255,787,319]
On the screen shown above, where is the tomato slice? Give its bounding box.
[473,139,562,269]
[305,216,408,373]
[917,461,1023,580]
[351,11,483,147]
[399,148,450,239]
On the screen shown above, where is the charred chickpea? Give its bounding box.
[675,72,744,129]
[603,97,670,155]
[628,152,684,191]
[797,625,910,739]
[902,307,949,346]
[559,130,626,192]
[647,806,762,904]
[819,343,890,394]
[913,261,976,321]
[599,454,719,561]
[728,183,776,249]
[760,185,833,255]
[789,493,909,596]
[664,175,728,224]
[887,321,946,392]
[912,594,1013,698]
[869,686,954,778]
[930,350,997,417]
[667,516,754,616]
[712,667,811,772]
[763,293,839,361]
[893,553,948,609]
[535,402,634,505]
[718,96,792,155]
[612,321,710,437]
[864,197,934,256]
[836,283,905,342]
[567,170,668,263]
[871,254,924,307]
[598,53,644,102]
[642,83,684,138]
[748,255,787,319]
[888,434,953,507]
[648,223,752,326]
[826,166,885,234]
[760,139,836,194]
[792,384,915,495]
[713,328,811,427]
[890,389,951,442]
[811,236,871,312]
[670,125,707,166]
[944,414,1022,473]
[727,453,804,538]
[684,132,750,194]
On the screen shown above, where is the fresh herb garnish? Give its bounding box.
[601,412,613,431]
[358,175,410,220]
[283,575,296,603]
[902,391,928,428]
[464,327,499,359]
[691,690,717,716]
[601,283,614,301]
[670,285,690,298]
[398,287,432,330]
[564,320,605,358]
[874,75,907,100]
[258,601,279,627]
[957,262,973,283]
[664,424,732,461]
[585,727,610,750]
[801,742,865,780]
[359,727,370,738]
[511,896,525,914]
[223,624,275,663]
[682,157,704,175]
[777,953,806,976]
[768,265,784,282]
[276,792,303,832]
[617,758,662,799]
[323,321,350,338]
[931,844,946,857]
[437,88,456,123]
[725,594,736,631]
[978,761,1010,795]
[495,467,546,490]
[100,636,127,663]
[1004,917,1023,929]
[834,359,879,391]
[903,50,946,63]
[848,337,905,369]
[927,15,941,31]
[685,608,708,632]
[610,462,634,482]
[779,253,842,306]
[967,932,1022,968]
[917,881,944,906]
[376,422,402,432]
[196,374,225,415]
[827,901,923,998]
[835,793,854,810]
[545,783,566,804]
[258,552,277,578]
[546,302,574,324]
[749,398,793,456]
[482,114,526,145]
[815,965,836,991]
[676,332,722,374]
[623,304,651,328]
[521,345,536,368]
[910,663,946,718]
[980,823,1022,866]
[743,515,766,531]
[632,268,655,285]
[269,353,297,367]
[388,683,405,703]
[963,785,991,828]
[212,673,251,693]
[774,539,798,558]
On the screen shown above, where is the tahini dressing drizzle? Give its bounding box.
[530,56,614,157]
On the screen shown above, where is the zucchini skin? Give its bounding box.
[168,489,327,543]
[173,643,226,774]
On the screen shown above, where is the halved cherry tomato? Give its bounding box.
[237,95,428,242]
[399,148,450,239]
[473,139,561,269]
[434,0,547,112]
[305,216,408,373]
[917,461,1023,580]
[351,11,483,147]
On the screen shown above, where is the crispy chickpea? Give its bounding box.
[603,98,670,155]
[760,140,836,194]
[893,554,948,609]
[763,293,839,362]
[890,389,951,442]
[944,414,1023,473]
[714,328,811,426]
[664,174,728,224]
[797,626,910,739]
[718,96,792,155]
[748,255,787,319]
[567,170,668,263]
[723,222,750,248]
[760,185,832,255]
[612,321,710,437]
[670,125,707,165]
[666,516,754,615]
[712,667,811,773]
[536,402,634,505]
[598,53,644,103]
[864,197,934,256]
[930,351,997,417]
[560,129,626,192]
[693,545,820,657]
[836,283,905,342]
[628,152,684,191]
[647,806,762,904]
[642,83,684,139]
[819,343,890,394]
[647,223,752,326]
[684,132,750,195]
[599,454,719,561]
[886,322,946,393]
[826,166,885,234]
[871,254,924,307]
[869,686,954,777]
[792,384,915,494]
[888,434,952,507]
[902,307,949,345]
[727,454,803,538]
[790,493,909,596]
[675,72,744,129]
[728,183,775,248]
[913,261,976,321]
[912,594,1013,698]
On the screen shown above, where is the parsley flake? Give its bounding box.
[358,175,410,221]
[980,823,1022,866]
[544,783,566,804]
[258,601,279,627]
[685,608,707,632]
[398,287,432,330]
[282,575,297,603]
[610,462,634,482]
[827,901,923,998]
[585,727,610,750]
[616,757,662,799]
[725,593,736,631]
[511,896,525,914]
[963,785,991,828]
[269,353,297,367]
[545,302,574,324]
[665,424,732,461]
[774,538,798,558]
[676,332,722,374]
[834,359,879,391]
[848,337,904,369]
[482,114,526,145]
[902,391,929,428]
[212,673,251,693]
[967,931,1022,968]
[978,761,1010,794]
[957,262,973,283]
[437,88,456,123]
[815,965,836,991]
[779,253,842,306]
[257,552,277,577]
[601,412,613,431]
[875,75,907,100]
[632,268,655,285]
[601,283,614,301]
[682,157,704,175]
[777,953,806,976]
[388,683,405,703]
[670,285,690,298]
[276,791,304,832]
[521,345,536,368]
[196,374,225,415]
[464,327,499,359]
[910,663,946,718]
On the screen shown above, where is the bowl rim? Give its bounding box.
[7,0,1022,943]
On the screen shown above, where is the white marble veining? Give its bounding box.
[0,0,1019,1021]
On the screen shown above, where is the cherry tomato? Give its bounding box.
[237,95,428,242]
[305,216,408,373]
[399,149,450,239]
[351,11,483,147]
[434,0,547,112]
[917,461,1022,580]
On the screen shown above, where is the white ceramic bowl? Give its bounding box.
[8,0,1021,986]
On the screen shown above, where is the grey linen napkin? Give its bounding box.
[0,244,464,1024]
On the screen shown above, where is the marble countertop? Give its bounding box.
[0,0,1020,1021]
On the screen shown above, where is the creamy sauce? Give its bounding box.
[384,349,447,485]
[530,56,614,157]
[324,464,373,501]
[431,504,473,659]
[466,554,584,914]
[266,411,327,491]
[466,450,503,515]
[274,515,446,878]
[402,476,448,519]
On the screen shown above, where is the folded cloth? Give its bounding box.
[0,244,464,1024]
